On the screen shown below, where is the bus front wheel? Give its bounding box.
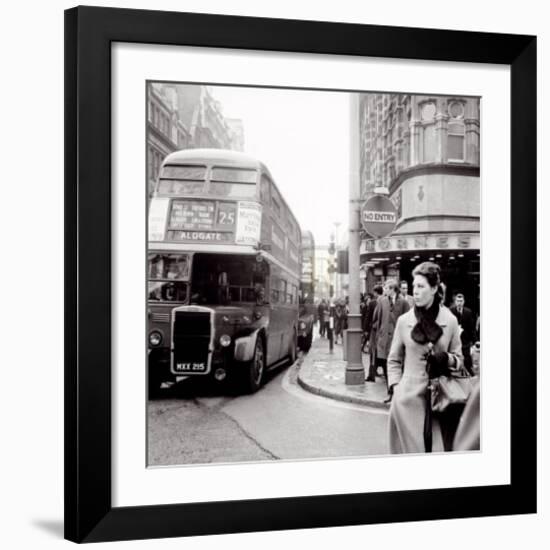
[148,369,162,399]
[243,337,265,393]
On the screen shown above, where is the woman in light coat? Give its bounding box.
[387,262,463,453]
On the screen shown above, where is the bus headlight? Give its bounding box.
[149,330,163,347]
[219,334,232,347]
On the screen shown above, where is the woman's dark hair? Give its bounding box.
[412,261,441,288]
[373,285,384,296]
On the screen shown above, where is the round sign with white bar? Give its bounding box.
[361,195,398,238]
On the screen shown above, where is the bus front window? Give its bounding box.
[148,253,190,303]
[156,164,207,196]
[210,167,258,199]
[148,281,188,302]
[191,253,268,305]
[209,182,257,199]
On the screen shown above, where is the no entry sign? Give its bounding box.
[361,194,398,238]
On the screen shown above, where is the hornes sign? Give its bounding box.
[361,233,480,255]
[361,195,398,239]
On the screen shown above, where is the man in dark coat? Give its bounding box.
[365,286,384,380]
[367,282,409,389]
[371,280,410,397]
[399,280,415,309]
[450,293,476,376]
[361,293,373,352]
[317,299,328,337]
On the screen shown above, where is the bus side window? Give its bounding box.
[280,280,287,304]
[288,284,296,304]
[260,174,271,203]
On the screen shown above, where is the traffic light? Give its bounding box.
[337,249,349,274]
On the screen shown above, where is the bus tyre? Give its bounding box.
[148,370,162,399]
[244,337,265,393]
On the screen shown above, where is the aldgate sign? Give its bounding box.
[148,198,261,245]
[361,233,480,255]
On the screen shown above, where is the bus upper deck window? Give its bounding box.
[211,167,257,183]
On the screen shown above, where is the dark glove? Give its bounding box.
[383,384,395,404]
[427,351,450,378]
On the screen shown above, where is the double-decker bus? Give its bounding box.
[298,230,316,351]
[148,149,302,394]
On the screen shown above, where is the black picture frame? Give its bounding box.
[65,6,537,543]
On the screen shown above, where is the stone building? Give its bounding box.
[359,93,480,312]
[226,118,245,152]
[147,83,245,194]
[147,84,191,194]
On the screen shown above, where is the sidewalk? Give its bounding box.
[297,333,391,410]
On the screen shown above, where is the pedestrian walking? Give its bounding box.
[371,279,410,396]
[450,293,477,376]
[452,379,480,451]
[365,286,384,379]
[344,296,350,331]
[399,280,415,309]
[471,340,481,375]
[334,299,346,344]
[322,301,331,338]
[361,292,373,352]
[387,262,464,454]
[317,299,328,337]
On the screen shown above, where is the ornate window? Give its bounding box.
[420,101,437,163]
[447,100,465,162]
[421,102,436,121]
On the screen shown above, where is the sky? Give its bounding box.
[209,85,351,247]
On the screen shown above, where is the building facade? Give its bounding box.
[226,118,245,152]
[147,83,245,194]
[147,84,192,194]
[359,93,480,312]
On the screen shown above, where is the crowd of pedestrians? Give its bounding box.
[313,262,480,454]
[317,297,349,344]
[360,263,480,453]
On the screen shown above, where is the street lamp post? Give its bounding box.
[345,93,365,385]
[333,221,341,298]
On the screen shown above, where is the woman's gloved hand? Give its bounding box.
[426,351,450,378]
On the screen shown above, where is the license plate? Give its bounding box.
[174,362,207,373]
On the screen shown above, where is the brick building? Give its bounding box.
[359,93,480,312]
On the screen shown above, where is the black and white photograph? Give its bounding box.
[146,82,481,466]
[2,0,543,547]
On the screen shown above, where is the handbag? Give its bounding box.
[430,372,473,413]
